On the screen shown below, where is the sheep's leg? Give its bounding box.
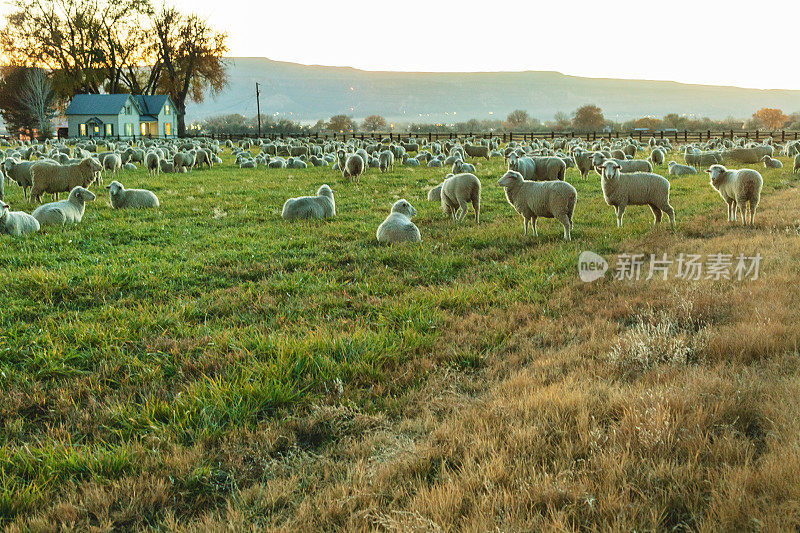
[557,214,571,241]
[663,204,676,228]
[649,204,662,224]
[457,199,470,222]
[472,199,480,224]
[616,205,626,227]
[750,202,757,227]
[523,217,529,236]
[531,216,538,237]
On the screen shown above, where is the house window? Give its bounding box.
[80,124,86,136]
[94,125,100,136]
[105,123,113,136]
[140,123,147,136]
[165,104,170,115]
[165,122,171,136]
[125,123,133,136]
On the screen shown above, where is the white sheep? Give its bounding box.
[497,170,576,240]
[440,172,481,223]
[281,184,335,221]
[0,202,39,236]
[761,155,783,169]
[32,186,96,226]
[592,153,653,175]
[30,158,102,204]
[145,152,161,177]
[794,153,800,174]
[103,153,122,179]
[379,150,394,173]
[600,160,675,228]
[427,183,443,202]
[106,180,160,209]
[706,164,762,226]
[668,161,697,176]
[376,199,421,244]
[452,159,476,174]
[649,148,666,166]
[338,150,365,181]
[3,159,36,200]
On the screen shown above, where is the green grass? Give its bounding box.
[1,148,799,529]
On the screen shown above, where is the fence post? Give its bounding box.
[755,130,759,141]
[782,130,785,142]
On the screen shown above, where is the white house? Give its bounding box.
[65,94,178,139]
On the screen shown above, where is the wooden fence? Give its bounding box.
[184,130,800,144]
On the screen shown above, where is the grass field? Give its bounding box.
[2,149,800,530]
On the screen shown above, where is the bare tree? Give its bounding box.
[17,68,56,138]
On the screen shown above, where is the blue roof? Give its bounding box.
[65,94,137,115]
[139,115,158,122]
[134,95,170,115]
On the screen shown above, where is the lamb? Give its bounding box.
[600,160,675,228]
[761,155,783,169]
[592,153,653,175]
[30,158,102,204]
[376,199,421,244]
[106,180,160,209]
[668,161,697,176]
[496,170,576,241]
[706,164,762,226]
[32,186,96,226]
[281,184,335,221]
[0,202,39,236]
[649,148,666,166]
[379,150,394,173]
[572,148,594,180]
[145,152,161,177]
[439,172,481,223]
[338,150,365,181]
[452,160,476,174]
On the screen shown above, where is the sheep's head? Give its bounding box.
[82,157,103,173]
[706,164,727,186]
[760,155,770,162]
[106,180,124,196]
[592,152,607,168]
[497,170,524,187]
[601,160,621,181]
[427,184,443,202]
[0,203,9,220]
[391,199,416,218]
[317,184,333,198]
[70,186,96,203]
[668,161,676,167]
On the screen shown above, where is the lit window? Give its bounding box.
[94,125,100,135]
[125,123,133,136]
[140,123,147,136]
[165,104,170,114]
[105,124,113,136]
[165,122,171,136]
[80,124,86,136]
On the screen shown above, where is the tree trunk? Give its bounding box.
[177,101,186,137]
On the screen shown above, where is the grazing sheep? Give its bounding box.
[497,170,576,240]
[376,199,421,244]
[0,202,39,236]
[592,153,652,175]
[338,150,365,181]
[106,180,160,209]
[32,186,96,226]
[103,153,122,179]
[572,148,594,180]
[281,184,335,221]
[145,152,160,177]
[427,183,443,202]
[600,160,675,228]
[649,148,666,166]
[761,155,783,169]
[440,172,481,223]
[706,164,762,226]
[668,161,697,176]
[3,159,36,200]
[530,156,567,181]
[464,144,490,160]
[379,150,394,173]
[30,158,102,204]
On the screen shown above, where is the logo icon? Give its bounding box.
[579,251,608,282]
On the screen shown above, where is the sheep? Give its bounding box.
[338,150,365,181]
[145,152,161,177]
[452,160,476,174]
[281,184,335,221]
[101,152,122,182]
[402,154,420,167]
[668,161,697,176]
[572,148,594,180]
[761,155,783,169]
[286,157,308,169]
[379,150,394,173]
[592,153,652,175]
[724,146,772,164]
[439,172,481,223]
[159,160,175,173]
[794,153,800,174]
[649,148,666,166]
[3,159,36,200]
[0,168,3,201]
[684,149,722,169]
[427,183,443,202]
[464,144,490,160]
[530,156,566,181]
[427,158,443,168]
[106,180,160,209]
[32,186,96,226]
[706,164,762,226]
[123,163,137,171]
[507,156,536,181]
[30,158,102,204]
[0,202,39,236]
[496,170,576,241]
[600,160,675,228]
[376,199,421,244]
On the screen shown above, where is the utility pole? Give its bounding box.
[256,82,262,138]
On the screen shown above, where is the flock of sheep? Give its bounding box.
[1,132,797,242]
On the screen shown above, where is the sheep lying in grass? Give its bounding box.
[30,158,102,204]
[0,202,39,236]
[377,199,421,244]
[32,186,96,226]
[440,172,481,223]
[497,170,576,240]
[706,164,762,226]
[106,180,160,209]
[281,184,335,221]
[452,159,476,174]
[668,161,697,176]
[761,155,783,169]
[600,160,675,228]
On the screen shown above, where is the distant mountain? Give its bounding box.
[186,57,800,125]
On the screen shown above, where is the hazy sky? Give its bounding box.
[4,0,799,90]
